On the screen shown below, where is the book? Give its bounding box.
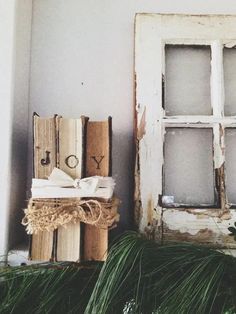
[30,115,86,262]
[56,116,85,262]
[30,114,56,261]
[83,117,112,261]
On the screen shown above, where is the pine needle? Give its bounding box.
[1,232,236,314]
[85,232,236,314]
[0,262,101,314]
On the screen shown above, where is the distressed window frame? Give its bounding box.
[135,14,236,247]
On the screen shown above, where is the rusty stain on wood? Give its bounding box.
[163,226,214,243]
[220,212,232,220]
[219,124,225,160]
[147,197,154,224]
[144,219,161,241]
[137,107,146,140]
[162,207,236,247]
[133,71,138,141]
[162,223,236,248]
[134,65,143,226]
[162,74,165,110]
[215,164,227,209]
[134,140,143,226]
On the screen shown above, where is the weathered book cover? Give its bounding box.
[83,117,112,261]
[30,114,56,261]
[56,116,86,262]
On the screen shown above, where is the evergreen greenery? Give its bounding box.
[0,262,101,314]
[86,232,236,314]
[1,232,236,313]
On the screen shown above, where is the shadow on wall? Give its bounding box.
[8,127,28,249]
[110,130,135,237]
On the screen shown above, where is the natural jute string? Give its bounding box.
[22,197,120,234]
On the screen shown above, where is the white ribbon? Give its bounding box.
[31,168,115,199]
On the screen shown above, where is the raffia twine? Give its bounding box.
[22,197,120,234]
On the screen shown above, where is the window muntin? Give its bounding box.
[163,42,236,209]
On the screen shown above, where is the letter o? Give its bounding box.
[65,155,79,169]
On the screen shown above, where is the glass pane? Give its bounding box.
[165,45,211,116]
[164,128,214,205]
[225,129,236,203]
[224,48,236,116]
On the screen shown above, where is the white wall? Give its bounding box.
[29,0,236,232]
[0,0,32,256]
[0,0,16,258]
[9,0,32,249]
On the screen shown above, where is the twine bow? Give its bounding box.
[22,197,120,234]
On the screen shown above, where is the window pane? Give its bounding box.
[224,48,236,116]
[164,128,214,205]
[225,129,236,203]
[165,45,211,116]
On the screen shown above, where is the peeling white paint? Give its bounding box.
[213,124,225,169]
[225,40,236,48]
[163,208,236,236]
[135,14,236,248]
[211,41,224,118]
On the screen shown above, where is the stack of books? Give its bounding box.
[30,114,113,262]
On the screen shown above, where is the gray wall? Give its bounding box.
[0,0,32,254]
[9,0,32,249]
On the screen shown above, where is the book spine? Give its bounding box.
[83,117,112,261]
[29,114,56,261]
[56,116,85,261]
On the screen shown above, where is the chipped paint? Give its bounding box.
[147,197,154,224]
[225,40,236,48]
[161,207,236,247]
[162,222,236,248]
[144,218,161,241]
[135,13,236,249]
[137,107,146,140]
[213,124,225,169]
[134,140,143,226]
[175,207,231,220]
[163,224,215,243]
[215,164,227,209]
[162,207,236,232]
